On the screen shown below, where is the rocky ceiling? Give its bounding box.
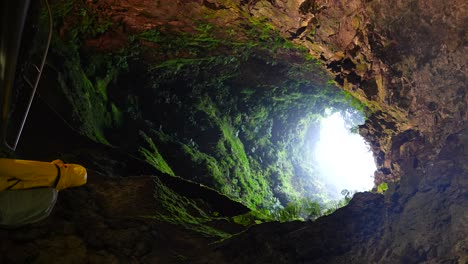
[0,0,466,263]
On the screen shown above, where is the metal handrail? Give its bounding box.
[3,0,53,151]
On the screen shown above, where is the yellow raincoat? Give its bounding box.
[0,158,87,191]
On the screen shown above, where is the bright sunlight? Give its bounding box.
[314,112,376,198]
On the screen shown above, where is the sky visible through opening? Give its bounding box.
[314,112,376,198]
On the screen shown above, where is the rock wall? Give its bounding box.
[246,0,466,184]
[0,175,249,263]
[208,0,467,261]
[208,128,468,263]
[0,0,466,263]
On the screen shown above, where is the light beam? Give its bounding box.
[314,112,375,198]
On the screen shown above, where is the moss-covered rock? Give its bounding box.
[39,0,364,211]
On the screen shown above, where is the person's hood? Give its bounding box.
[52,160,87,190]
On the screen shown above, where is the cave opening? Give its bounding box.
[273,103,376,221]
[313,110,375,199]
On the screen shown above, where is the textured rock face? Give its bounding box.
[49,0,466,186]
[81,0,467,184]
[1,0,466,263]
[225,1,467,261]
[254,0,467,184]
[0,176,248,263]
[217,1,467,261]
[210,128,468,263]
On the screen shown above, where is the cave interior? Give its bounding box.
[0,0,466,263]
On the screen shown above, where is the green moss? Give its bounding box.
[377,182,388,194]
[194,96,278,209]
[132,15,310,84]
[46,0,373,217]
[140,132,175,176]
[246,16,296,52]
[145,177,232,239]
[48,0,112,43]
[232,209,273,226]
[51,36,132,144]
[181,144,225,187]
[55,54,109,144]
[41,0,132,144]
[342,90,368,115]
[110,103,123,127]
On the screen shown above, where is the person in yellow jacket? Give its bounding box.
[0,158,87,191]
[0,158,87,227]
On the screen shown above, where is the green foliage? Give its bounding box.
[47,0,112,50]
[139,131,175,176]
[270,198,323,222]
[246,17,296,52]
[377,182,388,194]
[41,1,131,144]
[195,96,274,209]
[323,189,356,216]
[54,48,109,144]
[133,27,243,81]
[342,90,368,115]
[46,0,372,215]
[181,143,225,188]
[264,190,356,222]
[274,202,303,222]
[301,199,323,219]
[146,177,232,239]
[232,209,273,226]
[51,39,131,144]
[110,103,123,127]
[132,16,311,87]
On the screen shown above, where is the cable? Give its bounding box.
[4,0,53,151]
